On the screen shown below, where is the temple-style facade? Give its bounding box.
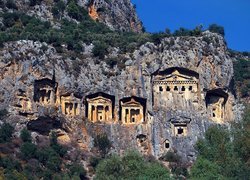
[86,92,115,122]
[120,96,146,124]
[152,67,200,110]
[206,89,228,123]
[33,78,57,106]
[60,93,82,117]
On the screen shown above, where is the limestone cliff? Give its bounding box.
[0,0,142,33]
[0,31,243,163]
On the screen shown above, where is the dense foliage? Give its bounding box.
[190,106,250,179]
[0,3,153,55]
[233,59,250,98]
[0,127,86,179]
[0,123,14,143]
[95,151,171,180]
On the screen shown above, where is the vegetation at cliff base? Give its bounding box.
[190,106,250,179]
[94,151,171,180]
[0,126,86,179]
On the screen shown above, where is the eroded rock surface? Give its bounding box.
[1,0,142,33]
[0,31,243,163]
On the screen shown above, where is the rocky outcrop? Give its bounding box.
[1,0,142,33]
[0,31,243,163]
[85,0,143,32]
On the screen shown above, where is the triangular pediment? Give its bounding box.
[156,73,195,82]
[88,96,111,103]
[122,101,142,107]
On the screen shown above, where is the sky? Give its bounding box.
[131,0,250,52]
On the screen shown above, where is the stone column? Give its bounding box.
[121,106,125,123]
[128,108,131,123]
[88,102,92,120]
[72,102,75,116]
[50,90,55,104]
[62,100,65,115]
[93,105,97,122]
[109,105,112,120]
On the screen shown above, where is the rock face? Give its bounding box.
[86,0,143,32]
[0,31,242,163]
[2,0,142,33]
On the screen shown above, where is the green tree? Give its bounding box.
[190,108,250,180]
[68,163,86,179]
[190,157,223,179]
[95,151,171,179]
[208,24,225,36]
[50,131,67,157]
[20,142,37,160]
[92,41,109,59]
[20,128,32,142]
[95,155,124,179]
[94,133,111,157]
[0,123,14,143]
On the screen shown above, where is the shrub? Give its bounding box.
[2,12,19,28]
[4,170,27,180]
[0,109,8,119]
[233,59,250,98]
[92,41,108,59]
[66,1,87,21]
[0,156,22,171]
[208,24,225,36]
[50,132,67,157]
[173,27,191,36]
[20,128,32,143]
[104,57,118,68]
[52,1,66,19]
[95,151,171,179]
[89,156,101,169]
[94,133,111,157]
[46,154,61,172]
[190,157,223,179]
[95,155,124,179]
[160,151,180,162]
[6,0,17,9]
[20,142,37,160]
[29,0,42,6]
[0,123,14,143]
[35,147,57,164]
[68,163,86,179]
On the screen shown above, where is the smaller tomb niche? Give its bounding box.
[169,116,191,137]
[164,139,170,151]
[152,67,200,110]
[120,96,146,124]
[16,89,32,113]
[86,92,115,122]
[173,124,188,137]
[206,89,228,123]
[33,78,57,106]
[61,93,82,117]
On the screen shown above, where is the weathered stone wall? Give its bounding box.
[0,31,242,162]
